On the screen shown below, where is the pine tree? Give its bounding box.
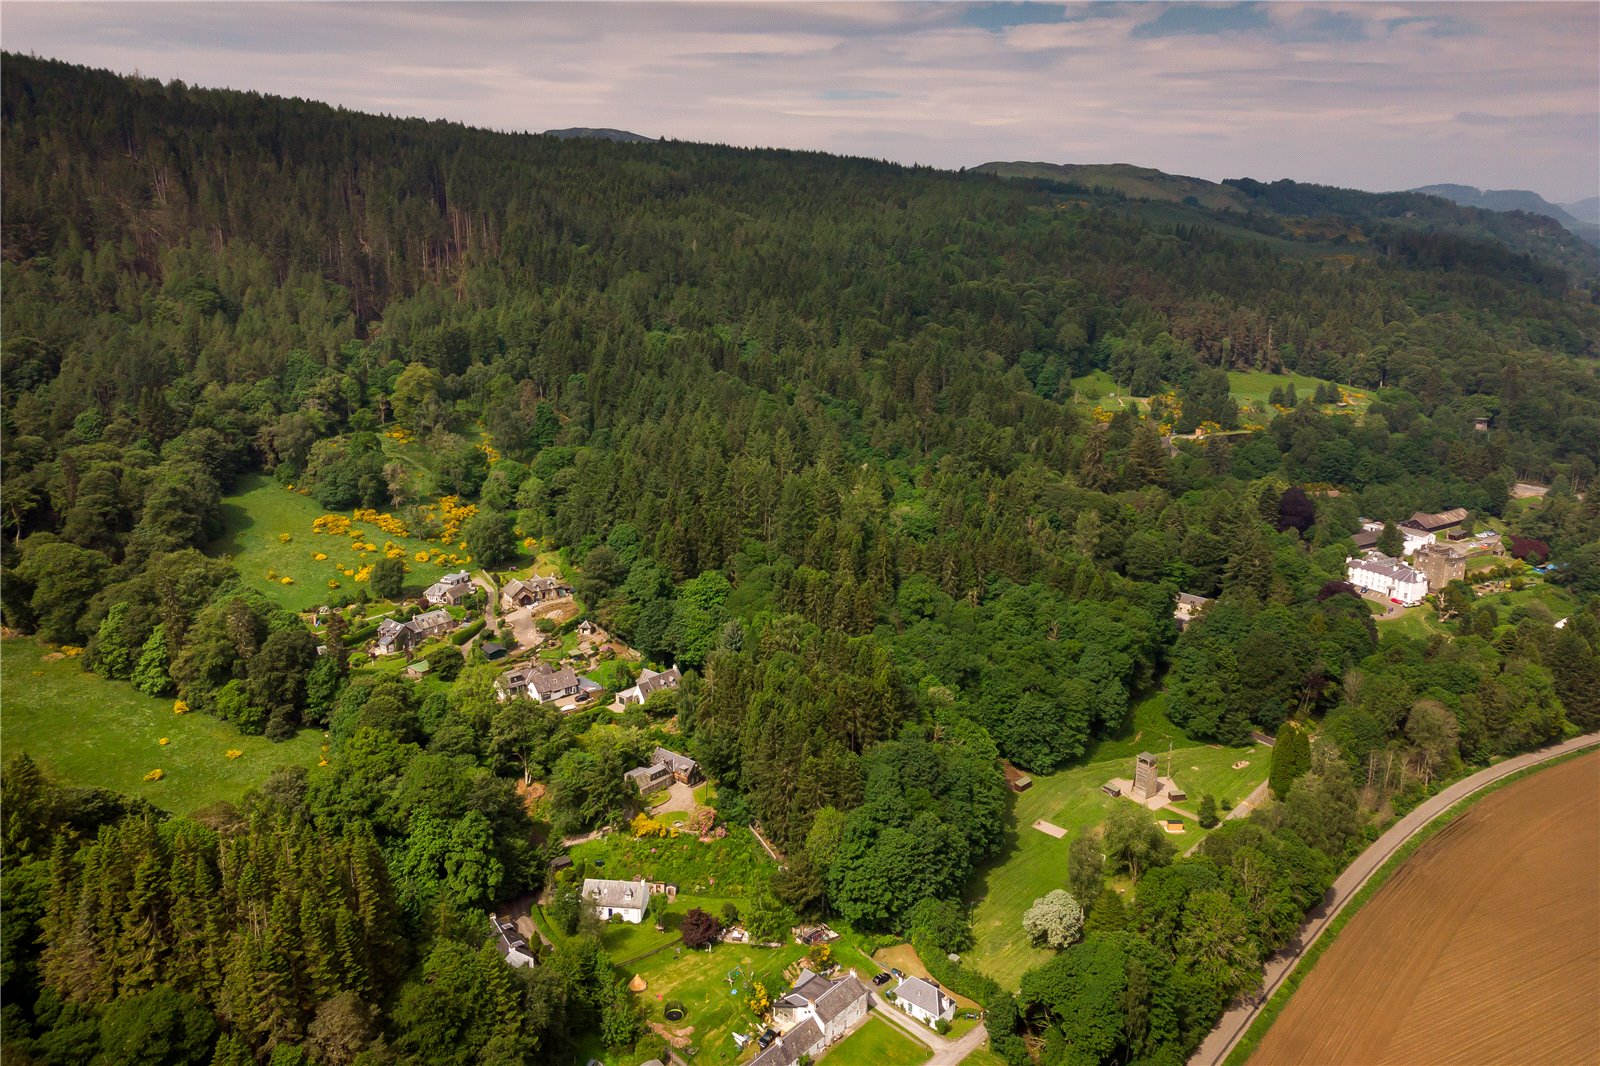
[1269,722,1312,798]
[131,624,174,696]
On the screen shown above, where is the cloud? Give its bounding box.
[1,1,1594,201]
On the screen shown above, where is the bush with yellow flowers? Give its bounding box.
[143,769,164,782]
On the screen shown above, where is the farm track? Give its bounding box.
[1248,751,1600,1065]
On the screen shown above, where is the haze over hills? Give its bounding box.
[1409,183,1581,225]
[542,126,655,143]
[1564,197,1600,227]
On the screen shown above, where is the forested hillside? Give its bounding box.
[3,54,1599,1066]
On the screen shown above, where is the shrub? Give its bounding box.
[680,907,721,949]
[934,1018,951,1035]
[451,619,486,646]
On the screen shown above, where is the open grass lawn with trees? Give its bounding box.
[0,636,325,814]
[826,1014,931,1066]
[209,473,456,611]
[966,699,1269,989]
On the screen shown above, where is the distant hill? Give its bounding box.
[976,160,1600,280]
[1410,183,1582,227]
[542,127,655,143]
[1562,197,1600,227]
[973,161,1250,212]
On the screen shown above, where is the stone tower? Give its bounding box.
[1133,752,1160,801]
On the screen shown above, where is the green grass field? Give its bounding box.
[209,474,459,611]
[966,696,1269,988]
[1225,370,1369,417]
[1,636,325,814]
[826,1015,931,1065]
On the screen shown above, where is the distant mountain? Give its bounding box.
[1409,183,1582,227]
[973,161,1250,211]
[542,127,655,143]
[1563,197,1600,227]
[976,160,1600,281]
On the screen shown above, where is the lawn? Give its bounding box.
[965,696,1269,988]
[1482,581,1577,620]
[1226,370,1369,418]
[824,1015,930,1066]
[1069,370,1144,412]
[1,636,326,814]
[208,474,458,611]
[568,825,776,900]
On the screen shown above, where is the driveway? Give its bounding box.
[867,993,991,1066]
[499,605,544,651]
[1188,731,1600,1066]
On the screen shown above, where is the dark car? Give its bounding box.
[872,972,892,986]
[757,1029,778,1049]
[889,967,904,978]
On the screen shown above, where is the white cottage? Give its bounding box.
[893,975,956,1028]
[581,878,650,923]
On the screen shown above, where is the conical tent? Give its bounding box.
[628,973,647,992]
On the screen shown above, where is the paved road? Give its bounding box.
[867,992,990,1066]
[1188,731,1600,1066]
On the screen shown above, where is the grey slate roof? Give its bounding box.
[812,976,868,1024]
[636,666,682,698]
[894,976,953,1018]
[748,1019,822,1066]
[1349,553,1423,582]
[412,608,453,631]
[528,665,580,701]
[652,746,697,776]
[581,878,650,912]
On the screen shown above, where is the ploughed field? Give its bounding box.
[1251,752,1600,1066]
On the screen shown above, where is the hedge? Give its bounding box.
[452,619,486,646]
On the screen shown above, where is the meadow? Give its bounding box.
[208,474,458,611]
[1,636,325,814]
[1069,369,1368,425]
[965,696,1269,988]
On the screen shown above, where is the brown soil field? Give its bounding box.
[1251,752,1600,1066]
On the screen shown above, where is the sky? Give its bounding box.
[3,2,1596,203]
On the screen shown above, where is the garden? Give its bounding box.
[0,636,326,814]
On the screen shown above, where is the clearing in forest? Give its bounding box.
[0,636,325,814]
[208,474,458,611]
[1251,752,1600,1066]
[964,696,1268,988]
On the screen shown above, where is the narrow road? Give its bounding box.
[1188,731,1600,1066]
[469,570,499,653]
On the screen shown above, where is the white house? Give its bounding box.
[617,666,683,706]
[490,915,536,969]
[1400,527,1436,557]
[893,975,956,1029]
[581,878,650,923]
[1346,554,1428,607]
[424,570,474,607]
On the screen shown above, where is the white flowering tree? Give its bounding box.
[1022,889,1084,949]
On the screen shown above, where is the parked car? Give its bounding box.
[889,967,904,978]
[757,1029,777,1049]
[872,972,892,986]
